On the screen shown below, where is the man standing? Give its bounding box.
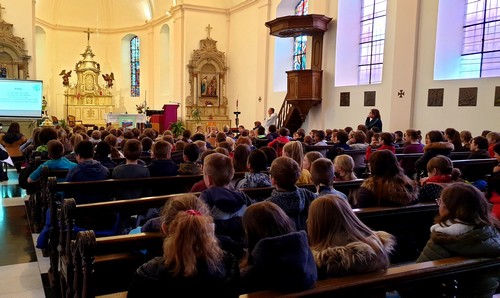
[264,107,278,130]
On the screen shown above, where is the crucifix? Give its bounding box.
[0,3,5,20]
[206,24,213,39]
[83,28,94,46]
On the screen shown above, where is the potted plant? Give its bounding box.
[169,120,185,138]
[191,106,202,124]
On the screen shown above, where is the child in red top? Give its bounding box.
[365,132,395,162]
[268,127,290,157]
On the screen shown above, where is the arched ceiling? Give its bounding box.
[35,0,248,29]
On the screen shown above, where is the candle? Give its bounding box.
[236,94,239,109]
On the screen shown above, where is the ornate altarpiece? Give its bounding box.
[186,27,230,132]
[0,8,30,79]
[63,39,114,127]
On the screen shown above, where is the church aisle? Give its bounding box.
[0,169,50,297]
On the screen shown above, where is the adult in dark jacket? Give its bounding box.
[414,130,454,177]
[240,201,317,294]
[364,108,382,131]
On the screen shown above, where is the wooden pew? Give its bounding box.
[71,230,163,298]
[239,257,500,298]
[354,202,438,263]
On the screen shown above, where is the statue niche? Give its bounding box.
[185,25,230,133]
[0,8,31,79]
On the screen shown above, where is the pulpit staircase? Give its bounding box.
[277,100,303,134]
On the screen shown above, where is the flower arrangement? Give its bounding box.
[136,101,149,114]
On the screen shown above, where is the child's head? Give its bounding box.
[242,201,295,257]
[74,140,95,160]
[152,140,172,159]
[333,154,356,180]
[405,129,420,142]
[104,134,117,147]
[310,158,334,186]
[257,126,266,135]
[279,127,289,137]
[161,194,210,234]
[437,182,497,228]
[123,139,142,161]
[486,132,500,145]
[203,153,234,187]
[394,131,403,142]
[369,150,402,177]
[379,132,393,146]
[140,137,153,152]
[95,141,112,158]
[314,130,326,142]
[270,156,301,190]
[91,130,101,141]
[307,195,390,255]
[283,141,304,167]
[335,131,348,144]
[47,140,64,159]
[259,147,277,168]
[460,130,472,144]
[352,130,366,144]
[193,140,207,154]
[426,155,453,176]
[183,143,200,163]
[233,144,251,172]
[247,149,267,173]
[163,201,222,277]
[426,130,444,144]
[471,136,488,151]
[303,151,323,171]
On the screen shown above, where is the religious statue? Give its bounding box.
[207,76,217,96]
[102,72,115,88]
[201,76,208,95]
[59,70,72,86]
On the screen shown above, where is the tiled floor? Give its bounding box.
[0,168,50,297]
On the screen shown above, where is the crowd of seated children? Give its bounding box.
[356,150,418,208]
[199,153,253,258]
[128,195,238,298]
[234,149,271,190]
[268,127,290,156]
[147,140,178,177]
[400,129,424,178]
[283,141,313,184]
[266,156,317,231]
[307,195,395,278]
[416,183,500,297]
[111,139,151,200]
[239,201,317,293]
[310,158,348,201]
[418,155,462,202]
[233,144,251,172]
[333,154,357,182]
[178,143,201,175]
[415,130,454,177]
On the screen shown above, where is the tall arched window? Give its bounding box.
[358,0,387,84]
[293,0,308,70]
[460,0,500,78]
[130,36,140,97]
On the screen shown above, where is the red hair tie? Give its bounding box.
[186,209,201,216]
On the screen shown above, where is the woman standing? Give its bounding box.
[0,122,27,172]
[365,108,382,131]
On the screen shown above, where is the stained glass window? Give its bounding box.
[130,36,140,97]
[460,0,500,78]
[358,0,387,84]
[293,0,308,70]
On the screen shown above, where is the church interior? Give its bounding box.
[0,0,499,296]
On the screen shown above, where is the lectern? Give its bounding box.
[150,104,179,133]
